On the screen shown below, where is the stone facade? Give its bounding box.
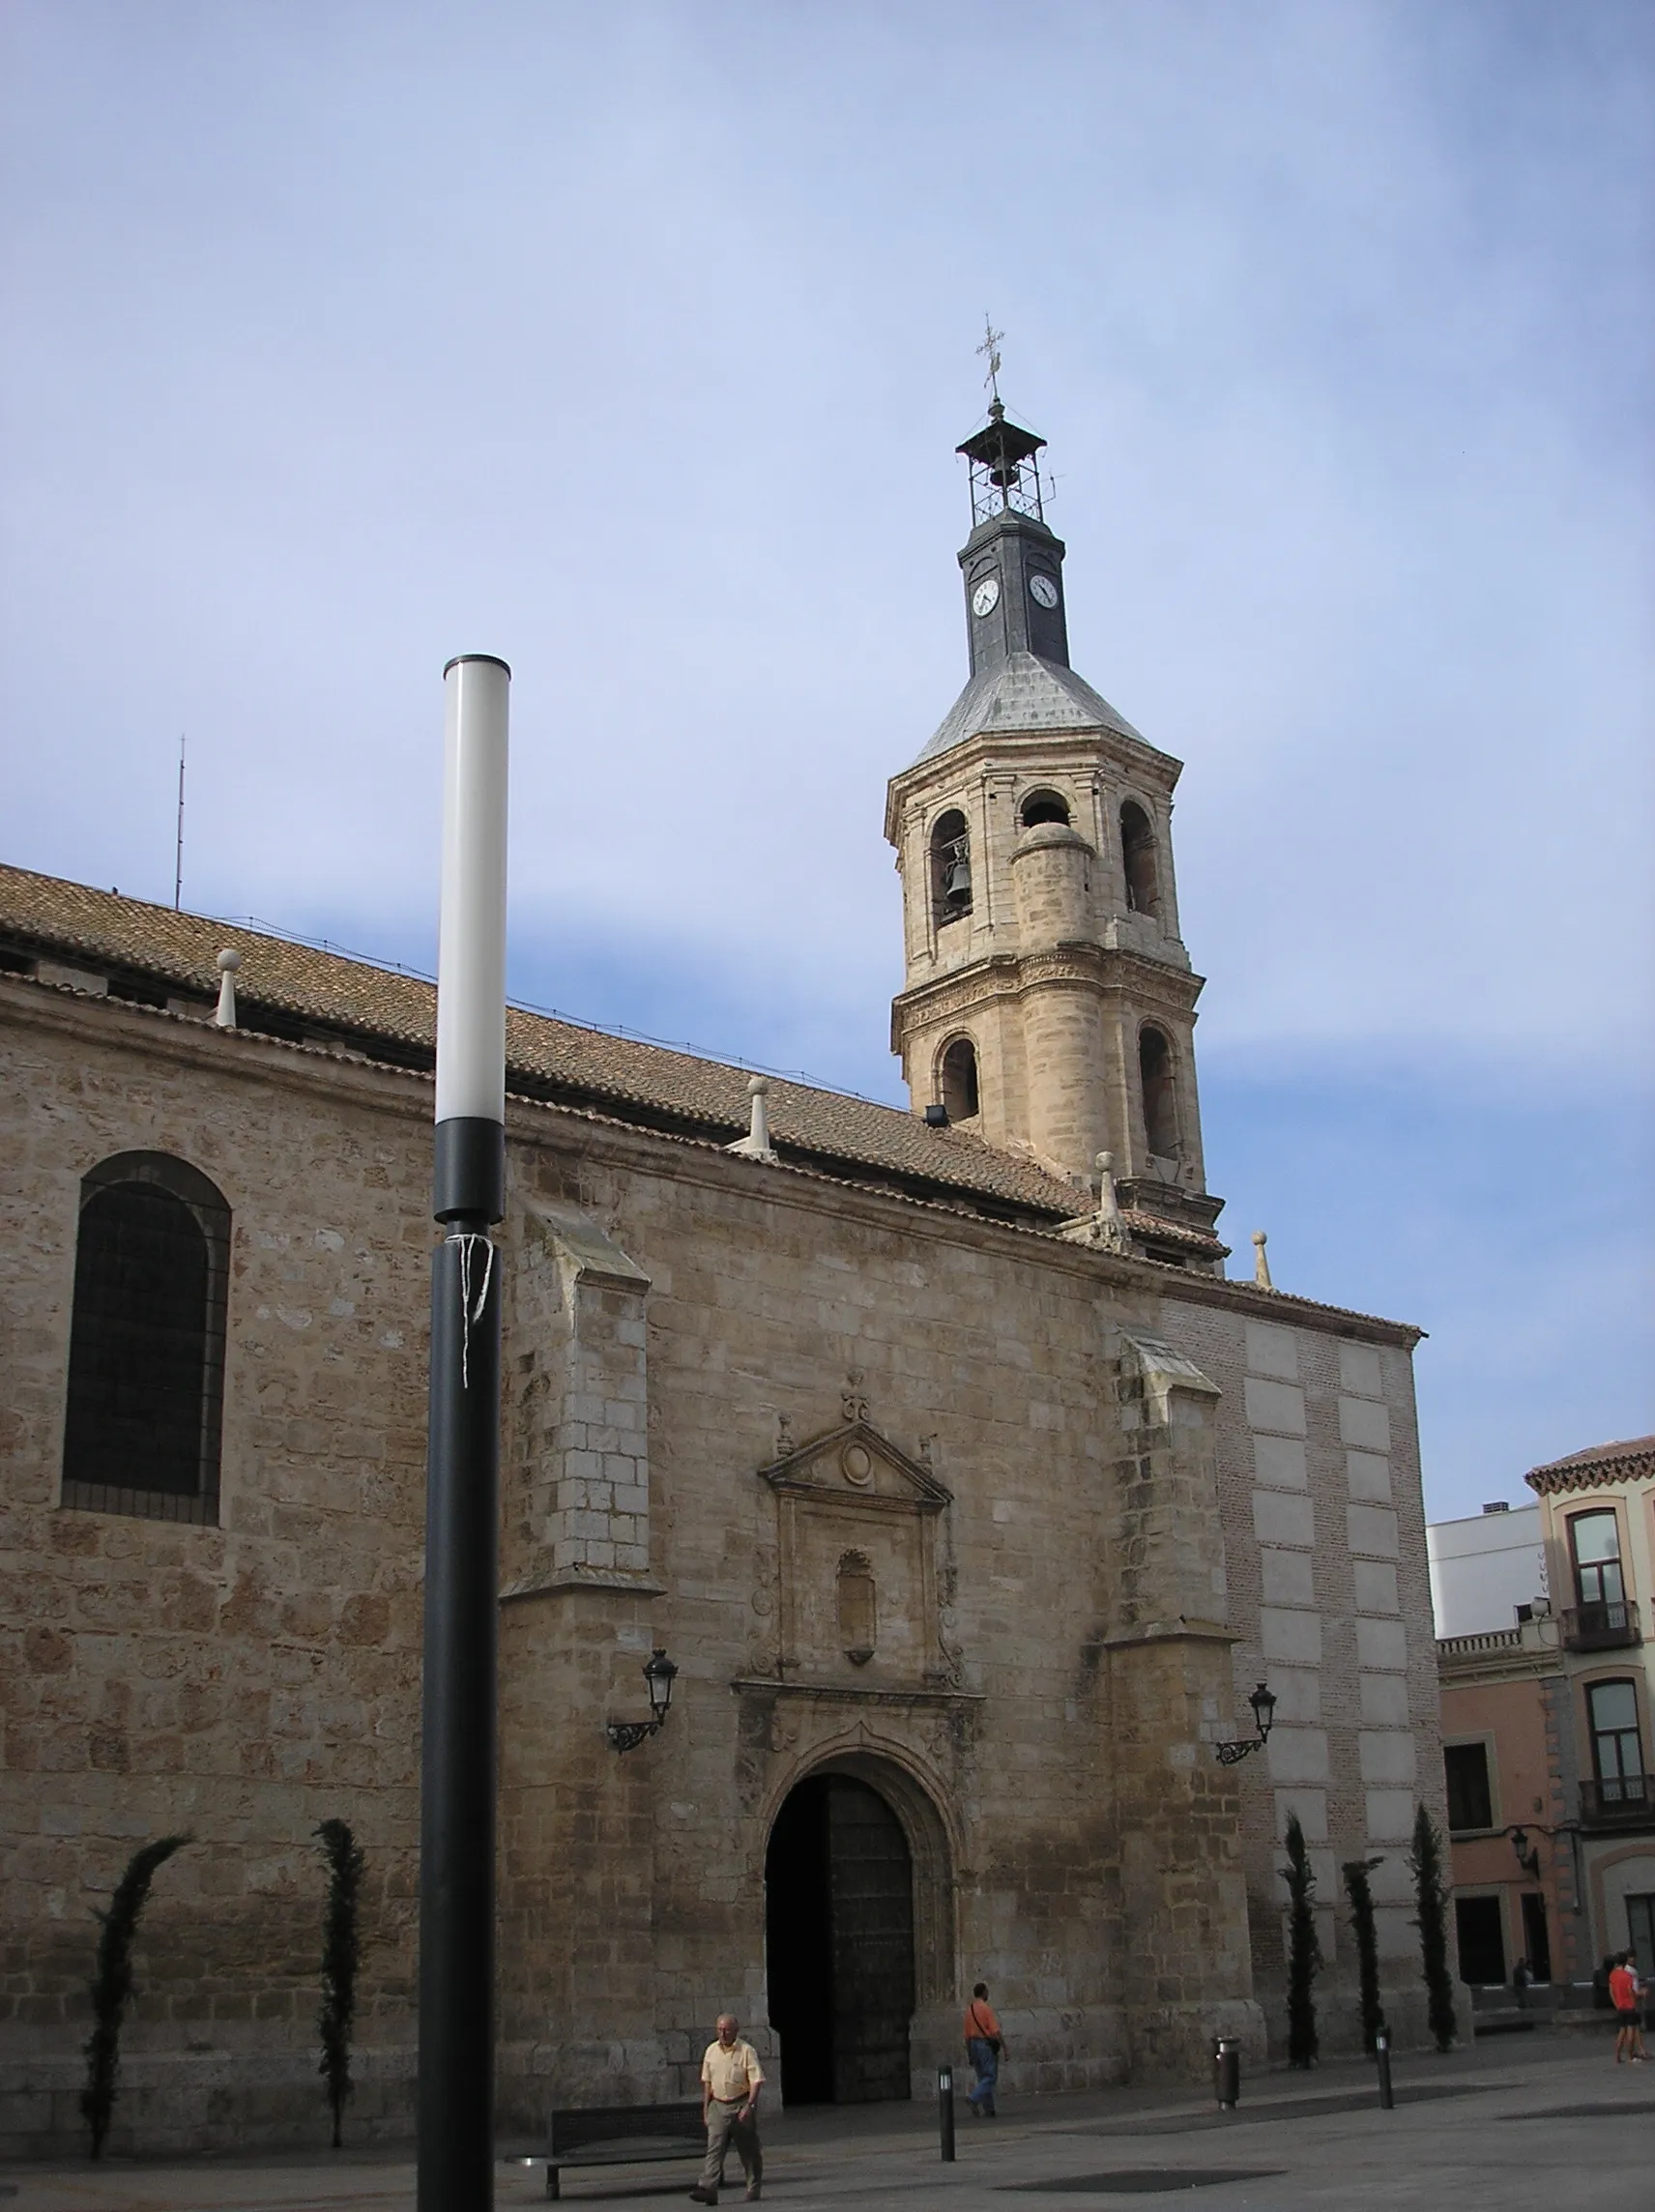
[0,966,1441,2155]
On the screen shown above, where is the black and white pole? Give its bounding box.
[419,653,510,2212]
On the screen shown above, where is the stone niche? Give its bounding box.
[756,1418,954,1687]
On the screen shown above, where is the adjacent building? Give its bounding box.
[1436,1438,1655,1993]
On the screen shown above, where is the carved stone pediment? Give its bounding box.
[757,1422,956,1688]
[759,1419,952,1516]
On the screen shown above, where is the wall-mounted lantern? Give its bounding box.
[1504,1819,1581,1885]
[1213,1681,1277,1766]
[606,1647,679,1754]
[1504,1824,1542,1881]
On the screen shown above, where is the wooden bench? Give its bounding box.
[534,2102,707,2199]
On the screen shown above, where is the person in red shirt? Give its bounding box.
[1609,1953,1645,2063]
[963,1982,1005,2117]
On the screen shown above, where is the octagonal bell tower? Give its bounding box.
[885,400,1225,1262]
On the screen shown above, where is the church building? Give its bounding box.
[0,403,1447,2155]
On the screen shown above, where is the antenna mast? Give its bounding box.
[174,734,186,911]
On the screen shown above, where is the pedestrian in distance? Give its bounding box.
[1609,1952,1644,2062]
[689,2012,764,2204]
[964,1981,1005,2118]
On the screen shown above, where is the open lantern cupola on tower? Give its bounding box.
[885,397,1226,1269]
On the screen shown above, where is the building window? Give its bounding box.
[1520,1892,1553,1982]
[939,1037,979,1121]
[1119,800,1160,916]
[1139,1026,1178,1160]
[1454,1895,1506,1985]
[61,1152,229,1525]
[929,809,972,925]
[1019,789,1070,829]
[1587,1679,1644,1802]
[1570,1509,1626,1607]
[1444,1741,1494,1832]
[837,1552,877,1664]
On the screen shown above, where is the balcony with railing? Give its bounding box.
[1579,1774,1655,1829]
[1559,1598,1640,1652]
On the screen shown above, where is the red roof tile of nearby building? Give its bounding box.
[1524,1437,1655,1496]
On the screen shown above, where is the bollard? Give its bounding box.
[938,2062,956,2161]
[1213,2035,1240,2110]
[1375,2029,1394,2110]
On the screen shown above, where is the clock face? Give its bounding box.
[971,574,1001,617]
[1029,571,1060,609]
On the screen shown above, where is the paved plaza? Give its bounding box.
[4,2032,1651,2212]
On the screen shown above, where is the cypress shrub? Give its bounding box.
[315,1819,365,2147]
[1280,1812,1322,2068]
[80,1834,191,2157]
[1408,1804,1459,2052]
[1341,1854,1390,2052]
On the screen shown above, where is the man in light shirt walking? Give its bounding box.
[689,2012,764,2204]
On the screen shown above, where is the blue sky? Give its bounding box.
[3,1,1650,1515]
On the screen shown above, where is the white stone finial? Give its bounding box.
[1076,1150,1129,1254]
[214,946,241,1030]
[1252,1230,1274,1290]
[725,1073,777,1163]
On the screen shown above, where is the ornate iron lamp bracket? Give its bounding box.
[1212,1681,1277,1766]
[605,1647,679,1755]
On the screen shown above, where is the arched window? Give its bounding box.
[929,808,972,925]
[1139,1027,1179,1161]
[61,1152,229,1524]
[939,1036,980,1121]
[1120,800,1160,916]
[1019,789,1071,830]
[837,1552,877,1663]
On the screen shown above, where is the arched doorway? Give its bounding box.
[764,1771,916,2105]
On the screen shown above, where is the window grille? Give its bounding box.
[61,1152,229,1525]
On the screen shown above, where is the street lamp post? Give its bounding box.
[418,654,510,2212]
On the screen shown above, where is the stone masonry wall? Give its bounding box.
[0,990,431,2155]
[2,977,1428,2152]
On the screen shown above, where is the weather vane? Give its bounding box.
[977,315,1003,405]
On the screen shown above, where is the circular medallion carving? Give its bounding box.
[840,1442,873,1486]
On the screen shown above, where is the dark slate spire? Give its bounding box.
[955,402,1070,676]
[913,401,1140,765]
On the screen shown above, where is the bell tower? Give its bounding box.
[885,399,1226,1264]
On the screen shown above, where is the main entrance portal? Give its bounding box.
[765,1772,915,2105]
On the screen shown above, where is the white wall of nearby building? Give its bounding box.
[1428,1504,1546,1637]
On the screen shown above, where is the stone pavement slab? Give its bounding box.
[4,2038,1651,2212]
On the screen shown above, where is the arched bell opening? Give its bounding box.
[1139,1024,1180,1163]
[1019,788,1071,830]
[1119,800,1160,917]
[938,1035,980,1123]
[762,1753,954,2106]
[929,809,973,926]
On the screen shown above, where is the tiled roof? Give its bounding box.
[1524,1436,1655,1497]
[915,652,1147,765]
[0,862,1096,1224]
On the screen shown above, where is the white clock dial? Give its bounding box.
[1029,571,1060,609]
[971,575,1001,617]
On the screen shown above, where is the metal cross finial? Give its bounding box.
[977,315,1004,403]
